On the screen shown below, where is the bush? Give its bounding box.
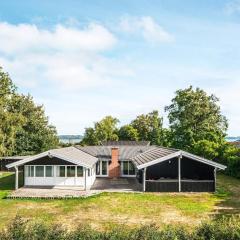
[0,215,240,240]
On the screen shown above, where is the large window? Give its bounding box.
[57,166,66,177]
[129,162,135,175]
[96,161,108,176]
[45,166,53,177]
[102,161,107,175]
[27,166,34,177]
[121,161,136,176]
[35,166,44,177]
[67,166,75,177]
[77,166,83,177]
[25,165,87,178]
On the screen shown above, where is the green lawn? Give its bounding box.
[0,171,239,230]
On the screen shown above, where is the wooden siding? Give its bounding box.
[146,180,178,192]
[25,156,76,166]
[145,180,215,192]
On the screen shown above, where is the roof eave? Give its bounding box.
[136,151,182,169]
[6,150,98,169]
[181,151,227,170]
[135,150,227,170]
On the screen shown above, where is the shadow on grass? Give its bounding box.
[0,172,23,190]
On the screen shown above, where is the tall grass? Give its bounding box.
[0,215,240,240]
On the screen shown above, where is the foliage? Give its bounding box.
[130,110,167,145]
[81,116,119,145]
[0,68,24,156]
[12,94,59,155]
[165,86,228,155]
[1,215,240,240]
[0,67,59,156]
[192,139,220,160]
[218,144,240,179]
[81,111,168,146]
[118,124,139,141]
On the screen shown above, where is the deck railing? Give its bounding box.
[145,179,215,192]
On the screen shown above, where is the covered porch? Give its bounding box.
[134,150,226,192]
[6,147,98,191]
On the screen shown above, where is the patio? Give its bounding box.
[8,186,100,199]
[7,178,142,199]
[91,177,142,192]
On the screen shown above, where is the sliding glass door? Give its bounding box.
[96,160,108,177]
[121,161,136,177]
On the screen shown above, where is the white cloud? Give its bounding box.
[120,16,173,43]
[224,0,240,14]
[0,22,116,54]
[0,21,135,90]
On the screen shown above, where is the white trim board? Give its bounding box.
[136,151,226,170]
[6,150,97,169]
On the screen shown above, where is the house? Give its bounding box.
[6,141,226,192]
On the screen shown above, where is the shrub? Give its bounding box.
[0,215,240,240]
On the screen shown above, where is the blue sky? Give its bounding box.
[0,0,240,135]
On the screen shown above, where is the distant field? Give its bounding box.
[0,172,239,230]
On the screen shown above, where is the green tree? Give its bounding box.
[118,125,139,141]
[0,67,59,156]
[0,68,24,156]
[130,110,166,145]
[165,86,228,156]
[81,116,119,145]
[218,143,240,178]
[192,140,220,160]
[11,94,59,155]
[81,127,99,145]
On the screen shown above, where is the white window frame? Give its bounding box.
[96,160,109,177]
[121,161,136,177]
[25,165,86,178]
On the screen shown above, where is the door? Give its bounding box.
[96,161,108,177]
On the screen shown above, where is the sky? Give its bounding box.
[0,0,240,136]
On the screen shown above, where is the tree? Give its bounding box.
[81,116,119,145]
[81,127,99,146]
[130,110,166,145]
[192,140,220,160]
[118,125,139,141]
[0,67,59,156]
[165,86,228,156]
[0,68,24,156]
[11,94,59,155]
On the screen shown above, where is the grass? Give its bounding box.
[0,172,239,230]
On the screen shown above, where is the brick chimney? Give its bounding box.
[109,147,120,178]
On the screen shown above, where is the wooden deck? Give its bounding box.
[7,178,142,199]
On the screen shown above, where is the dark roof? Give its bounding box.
[6,145,227,171]
[101,141,150,146]
[76,145,226,170]
[131,147,179,166]
[76,145,155,161]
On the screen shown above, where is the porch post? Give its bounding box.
[178,154,182,192]
[84,168,87,191]
[143,168,146,192]
[15,166,19,190]
[214,168,217,192]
